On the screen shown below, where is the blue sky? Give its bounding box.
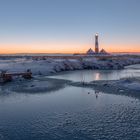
[0,0,140,53]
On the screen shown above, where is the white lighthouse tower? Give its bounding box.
[95,33,99,53]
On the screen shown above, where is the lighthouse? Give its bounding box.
[95,33,99,53]
[86,33,109,55]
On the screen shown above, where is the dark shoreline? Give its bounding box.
[70,78,140,99]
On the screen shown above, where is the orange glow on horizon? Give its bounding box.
[0,42,140,54]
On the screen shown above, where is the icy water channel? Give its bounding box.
[48,64,140,82]
[0,64,140,140]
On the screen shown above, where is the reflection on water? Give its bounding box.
[48,64,140,82]
[0,86,140,140]
[95,73,100,80]
[95,90,100,99]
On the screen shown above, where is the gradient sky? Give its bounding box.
[0,0,140,53]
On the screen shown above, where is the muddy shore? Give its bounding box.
[70,77,140,99]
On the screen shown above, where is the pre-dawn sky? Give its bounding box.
[0,0,140,53]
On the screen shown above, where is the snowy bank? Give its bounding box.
[0,55,140,76]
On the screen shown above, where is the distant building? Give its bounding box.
[86,34,109,55]
[100,49,108,55]
[86,48,95,55]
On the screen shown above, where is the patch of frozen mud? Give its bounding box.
[70,77,140,99]
[0,77,71,94]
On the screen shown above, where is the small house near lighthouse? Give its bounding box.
[86,48,95,55]
[100,48,108,54]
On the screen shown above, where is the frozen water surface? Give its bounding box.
[0,86,140,140]
[48,64,140,82]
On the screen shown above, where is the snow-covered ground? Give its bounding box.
[97,77,140,93]
[70,77,140,98]
[0,55,140,76]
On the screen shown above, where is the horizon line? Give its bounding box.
[0,51,140,55]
